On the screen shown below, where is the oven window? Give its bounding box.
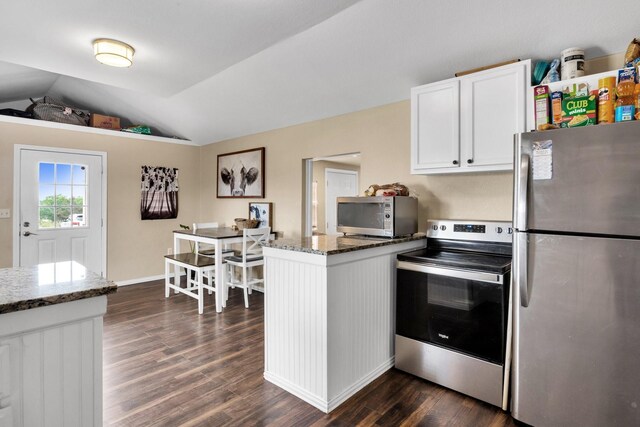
[396,268,508,364]
[337,202,385,229]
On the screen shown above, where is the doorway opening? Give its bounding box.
[303,153,361,237]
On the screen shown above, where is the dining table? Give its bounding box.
[172,227,275,312]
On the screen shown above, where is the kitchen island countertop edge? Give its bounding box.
[262,233,426,256]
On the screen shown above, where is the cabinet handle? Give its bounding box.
[452,160,458,165]
[467,159,474,164]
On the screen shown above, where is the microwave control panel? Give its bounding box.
[383,202,393,235]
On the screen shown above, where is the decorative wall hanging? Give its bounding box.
[140,166,179,220]
[217,147,265,198]
[249,202,272,229]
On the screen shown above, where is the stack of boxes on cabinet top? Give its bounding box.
[534,38,640,131]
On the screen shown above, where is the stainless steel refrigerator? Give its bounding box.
[511,121,640,426]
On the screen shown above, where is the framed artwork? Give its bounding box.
[140,166,179,220]
[217,147,265,198]
[249,202,272,229]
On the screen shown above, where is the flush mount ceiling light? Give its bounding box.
[93,38,134,67]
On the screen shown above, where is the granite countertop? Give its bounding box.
[0,261,117,314]
[262,233,426,256]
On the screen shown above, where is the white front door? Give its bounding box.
[325,168,358,235]
[18,148,104,275]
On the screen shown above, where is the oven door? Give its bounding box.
[396,261,508,364]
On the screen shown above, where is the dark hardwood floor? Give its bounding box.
[103,280,516,426]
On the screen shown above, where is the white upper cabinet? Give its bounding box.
[411,80,460,170]
[411,60,530,174]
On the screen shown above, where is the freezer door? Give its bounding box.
[512,232,640,427]
[516,121,640,237]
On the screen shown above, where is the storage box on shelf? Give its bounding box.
[411,59,531,175]
[90,113,120,130]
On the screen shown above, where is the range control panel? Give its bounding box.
[453,224,485,233]
[427,219,512,243]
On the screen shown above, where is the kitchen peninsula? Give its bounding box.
[262,234,426,413]
[0,262,116,426]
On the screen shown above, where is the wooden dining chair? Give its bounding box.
[190,222,233,289]
[193,222,218,256]
[225,227,271,308]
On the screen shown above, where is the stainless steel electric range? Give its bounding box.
[395,219,512,408]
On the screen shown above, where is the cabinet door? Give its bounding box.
[411,80,460,172]
[461,62,527,168]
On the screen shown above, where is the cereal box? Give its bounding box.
[561,94,597,128]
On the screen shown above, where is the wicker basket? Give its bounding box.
[234,218,260,230]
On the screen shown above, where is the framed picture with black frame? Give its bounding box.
[249,202,272,229]
[217,147,265,198]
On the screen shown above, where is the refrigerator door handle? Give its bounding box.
[516,154,529,231]
[516,232,530,307]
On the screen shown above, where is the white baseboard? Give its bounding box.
[263,356,395,414]
[327,357,394,412]
[115,272,184,287]
[264,372,329,412]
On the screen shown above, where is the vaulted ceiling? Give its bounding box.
[1,0,638,145]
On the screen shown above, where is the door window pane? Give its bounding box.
[39,163,55,183]
[56,164,71,184]
[72,165,86,184]
[72,186,86,206]
[39,184,55,205]
[55,207,72,227]
[39,207,54,228]
[38,162,89,229]
[56,185,72,204]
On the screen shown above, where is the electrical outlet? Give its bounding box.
[167,248,173,255]
[0,209,10,219]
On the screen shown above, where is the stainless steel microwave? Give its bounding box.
[336,196,418,237]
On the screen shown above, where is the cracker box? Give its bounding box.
[534,85,550,130]
[90,113,121,130]
[561,94,597,128]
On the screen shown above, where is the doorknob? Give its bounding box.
[23,231,38,237]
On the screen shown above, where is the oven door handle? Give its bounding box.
[397,261,504,284]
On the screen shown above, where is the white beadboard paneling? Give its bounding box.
[22,332,43,427]
[263,239,425,413]
[0,297,106,427]
[265,256,327,399]
[43,328,63,425]
[0,344,9,399]
[326,252,396,399]
[62,323,82,426]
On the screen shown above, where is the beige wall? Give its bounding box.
[0,121,201,281]
[312,160,361,234]
[1,53,619,280]
[198,53,624,240]
[199,101,514,240]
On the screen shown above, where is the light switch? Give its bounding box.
[0,209,9,219]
